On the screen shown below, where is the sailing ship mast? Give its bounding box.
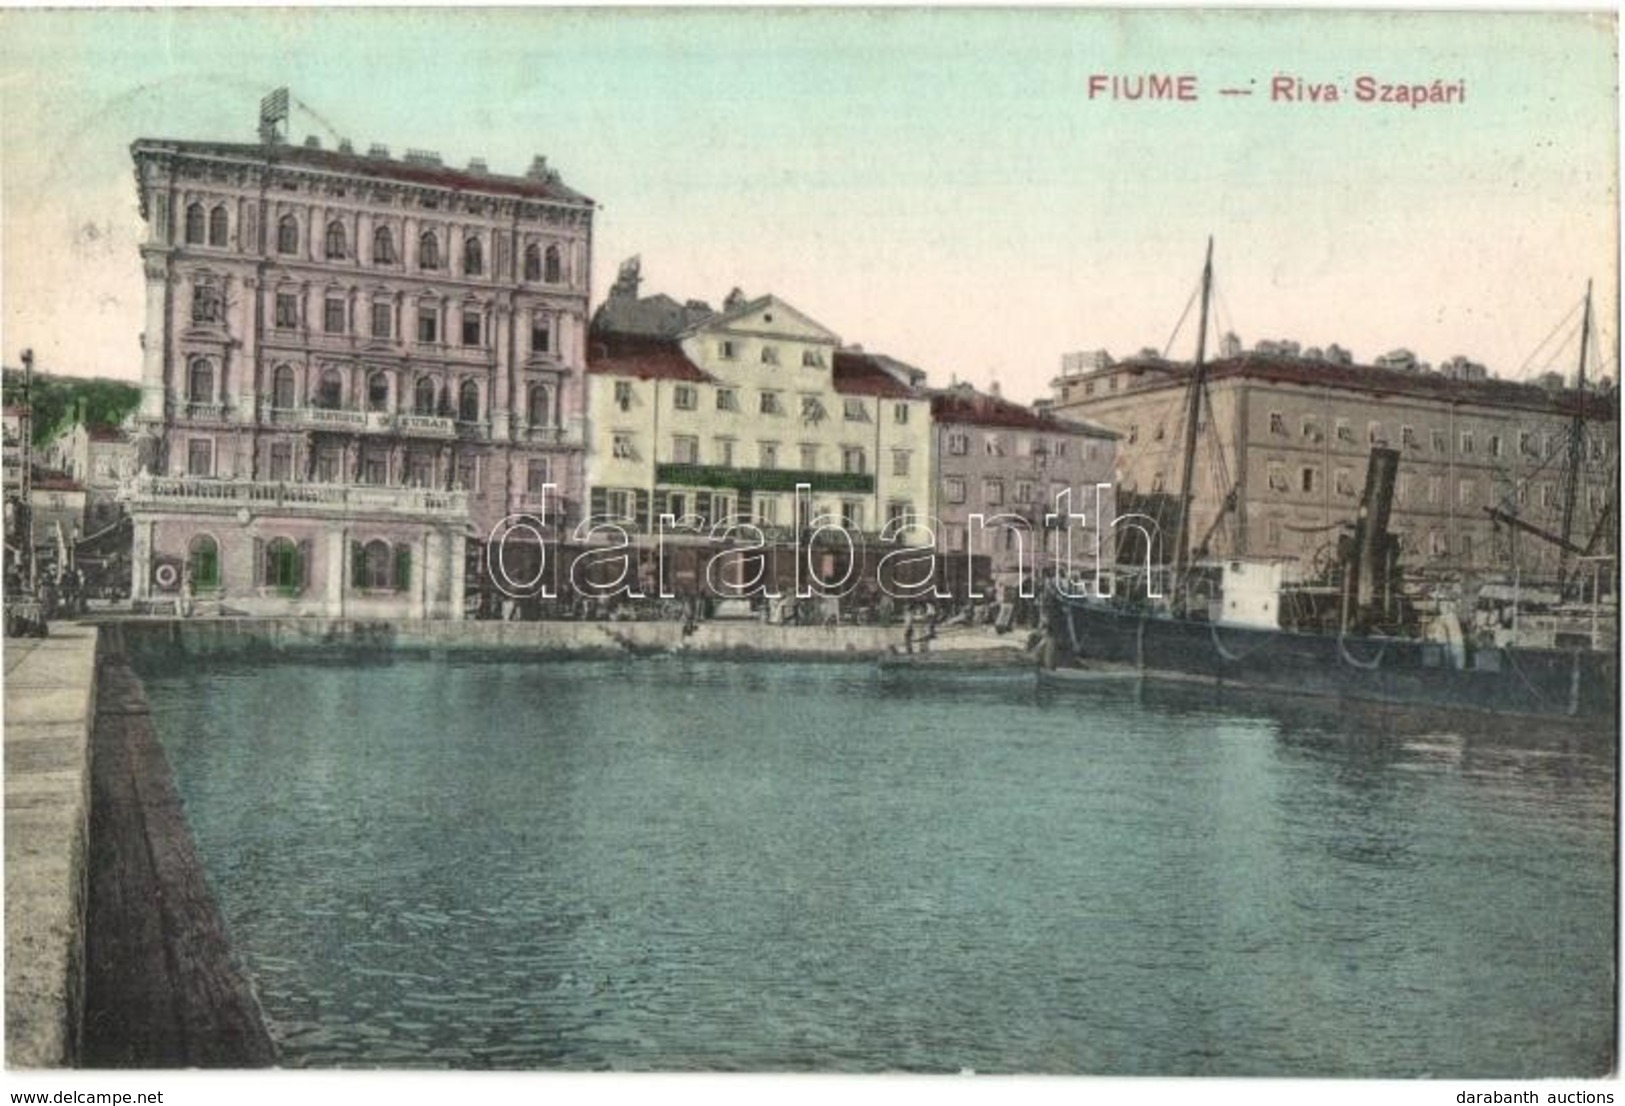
[1171,238,1214,597]
[1557,280,1592,590]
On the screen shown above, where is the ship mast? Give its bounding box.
[1171,237,1214,596]
[1557,280,1592,590]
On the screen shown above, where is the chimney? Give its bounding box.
[303,135,321,149]
[337,138,355,155]
[367,143,391,159]
[527,155,550,179]
[467,157,488,174]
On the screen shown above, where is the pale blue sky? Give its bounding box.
[0,8,1616,401]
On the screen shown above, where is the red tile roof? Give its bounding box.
[132,139,593,206]
[587,336,712,383]
[831,351,913,398]
[932,388,1116,437]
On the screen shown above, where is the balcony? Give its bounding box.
[263,407,457,439]
[654,462,874,494]
[518,423,580,447]
[120,473,469,521]
[182,401,232,424]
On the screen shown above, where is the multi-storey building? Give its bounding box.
[124,127,594,615]
[930,384,1118,591]
[1050,346,1617,582]
[586,261,933,594]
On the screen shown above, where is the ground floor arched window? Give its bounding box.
[261,537,305,594]
[187,534,220,589]
[351,539,412,592]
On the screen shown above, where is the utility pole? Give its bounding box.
[18,348,34,591]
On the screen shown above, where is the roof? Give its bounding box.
[832,351,914,399]
[591,290,716,341]
[931,387,1117,438]
[1096,353,1617,420]
[587,335,712,384]
[131,138,593,207]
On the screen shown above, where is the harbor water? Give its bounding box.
[136,655,1616,1074]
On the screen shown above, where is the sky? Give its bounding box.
[0,7,1617,405]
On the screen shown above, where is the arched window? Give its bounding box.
[184,203,205,244]
[527,383,552,428]
[272,364,297,410]
[362,539,393,590]
[188,358,214,402]
[325,220,347,260]
[523,243,541,282]
[463,237,483,276]
[316,368,344,410]
[458,379,480,423]
[187,534,220,589]
[277,215,298,255]
[414,377,438,416]
[373,225,395,265]
[208,205,228,247]
[367,372,390,412]
[263,537,303,593]
[544,244,562,283]
[419,232,440,270]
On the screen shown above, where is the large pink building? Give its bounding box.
[124,128,594,616]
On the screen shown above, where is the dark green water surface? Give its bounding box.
[136,656,1616,1074]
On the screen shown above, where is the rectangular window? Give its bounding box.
[715,438,735,467]
[527,458,551,492]
[614,381,633,410]
[1015,480,1035,503]
[324,297,345,335]
[841,447,865,474]
[886,502,910,529]
[755,494,779,525]
[370,302,392,339]
[316,448,341,483]
[531,319,551,354]
[1335,468,1354,496]
[1432,428,1447,452]
[892,450,910,476]
[1489,434,1502,458]
[1367,421,1383,445]
[606,489,635,522]
[984,435,1005,457]
[408,453,434,488]
[761,346,779,365]
[945,477,966,504]
[759,442,779,468]
[716,388,739,412]
[187,439,213,477]
[1336,419,1354,443]
[673,436,699,465]
[1460,431,1474,454]
[417,308,439,344]
[1301,467,1317,494]
[456,457,481,493]
[1302,418,1322,442]
[1459,479,1474,505]
[268,442,293,481]
[947,523,966,552]
[461,312,481,347]
[760,392,783,416]
[1268,463,1289,492]
[362,452,387,485]
[1127,425,1139,445]
[1519,431,1534,456]
[802,349,824,368]
[893,403,909,424]
[719,340,737,360]
[984,479,1004,505]
[612,434,635,461]
[1269,412,1286,436]
[1401,426,1417,450]
[275,292,298,329]
[843,398,868,421]
[801,444,820,470]
[948,431,969,455]
[1428,476,1443,503]
[673,385,697,411]
[841,500,864,530]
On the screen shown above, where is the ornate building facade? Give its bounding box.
[125,133,594,615]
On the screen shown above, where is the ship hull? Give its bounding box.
[1051,598,1619,725]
